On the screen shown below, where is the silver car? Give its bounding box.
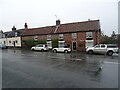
[86,44,119,56]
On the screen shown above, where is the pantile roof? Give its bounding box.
[22,20,100,36]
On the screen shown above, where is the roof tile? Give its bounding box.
[22,20,100,36]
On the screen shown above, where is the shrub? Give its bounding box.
[52,39,58,48]
[23,40,46,48]
[38,40,46,44]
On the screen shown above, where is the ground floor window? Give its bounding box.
[47,41,52,49]
[58,41,65,48]
[85,40,93,48]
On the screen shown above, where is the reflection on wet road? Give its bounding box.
[2,48,119,88]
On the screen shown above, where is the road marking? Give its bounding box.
[104,62,120,64]
[47,56,83,61]
[21,54,38,57]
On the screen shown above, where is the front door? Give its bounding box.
[72,42,77,50]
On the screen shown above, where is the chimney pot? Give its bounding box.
[88,19,91,21]
[12,26,16,31]
[56,19,60,26]
[24,23,28,29]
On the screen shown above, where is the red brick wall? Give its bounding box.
[22,31,101,51]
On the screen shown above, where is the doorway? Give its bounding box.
[72,42,77,51]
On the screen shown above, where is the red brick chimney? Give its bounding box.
[56,19,60,26]
[12,26,16,31]
[24,23,28,30]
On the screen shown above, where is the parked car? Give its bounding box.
[52,46,71,53]
[31,44,49,51]
[0,44,7,49]
[86,44,119,56]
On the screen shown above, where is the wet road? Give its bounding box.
[1,48,119,88]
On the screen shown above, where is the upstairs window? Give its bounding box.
[86,32,92,39]
[72,33,77,38]
[34,35,38,41]
[47,35,51,40]
[59,34,64,39]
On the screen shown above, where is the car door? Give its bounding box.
[100,45,107,54]
[38,44,43,50]
[34,45,39,50]
[94,45,101,53]
[57,47,62,52]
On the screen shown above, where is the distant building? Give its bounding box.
[0,26,24,47]
[21,19,101,51]
[112,34,120,40]
[0,30,3,38]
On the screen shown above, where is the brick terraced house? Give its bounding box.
[21,19,101,51]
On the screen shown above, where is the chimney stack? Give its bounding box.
[0,30,3,34]
[88,19,91,21]
[56,19,60,26]
[24,23,28,29]
[12,26,16,31]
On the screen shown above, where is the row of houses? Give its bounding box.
[0,27,24,47]
[0,19,101,51]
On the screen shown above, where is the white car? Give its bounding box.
[52,46,71,53]
[86,44,119,56]
[31,44,49,51]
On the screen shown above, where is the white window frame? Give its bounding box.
[59,34,64,39]
[58,41,65,48]
[47,35,51,40]
[47,41,52,49]
[72,33,77,39]
[34,35,38,41]
[86,32,92,38]
[85,40,94,48]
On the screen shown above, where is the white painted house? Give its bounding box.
[0,26,24,47]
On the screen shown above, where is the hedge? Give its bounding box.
[23,40,46,48]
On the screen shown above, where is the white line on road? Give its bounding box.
[104,62,120,64]
[47,56,83,61]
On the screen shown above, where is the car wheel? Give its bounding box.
[41,49,44,52]
[32,48,34,51]
[88,50,93,54]
[107,51,113,56]
[53,50,57,53]
[64,50,68,53]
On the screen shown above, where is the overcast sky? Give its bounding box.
[0,0,119,36]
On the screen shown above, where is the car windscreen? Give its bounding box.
[94,45,100,48]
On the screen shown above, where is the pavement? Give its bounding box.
[1,48,119,88]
